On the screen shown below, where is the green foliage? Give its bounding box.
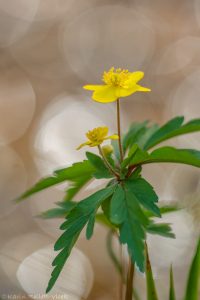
[121,144,138,169]
[147,222,175,238]
[39,201,77,219]
[16,116,200,295]
[126,145,149,167]
[126,178,160,217]
[110,185,126,224]
[184,238,200,300]
[123,121,159,151]
[130,146,200,168]
[119,183,149,272]
[144,117,200,150]
[86,151,113,178]
[16,160,95,202]
[169,265,176,300]
[46,186,115,293]
[145,244,159,300]
[145,205,180,218]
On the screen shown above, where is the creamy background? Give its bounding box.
[0,0,200,299]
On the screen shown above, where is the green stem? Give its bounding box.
[125,256,135,300]
[117,99,124,162]
[106,230,123,276]
[98,145,120,179]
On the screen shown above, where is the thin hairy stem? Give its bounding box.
[117,99,124,162]
[98,145,120,179]
[125,256,135,300]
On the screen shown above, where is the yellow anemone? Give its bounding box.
[77,126,119,150]
[83,67,151,103]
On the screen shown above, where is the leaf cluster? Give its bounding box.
[16,116,200,292]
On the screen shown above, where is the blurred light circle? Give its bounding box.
[147,210,195,268]
[142,164,172,201]
[0,67,36,145]
[119,97,158,130]
[0,146,27,218]
[156,36,200,75]
[17,245,94,299]
[0,232,52,289]
[60,5,155,82]
[194,0,200,28]
[33,0,73,22]
[0,0,40,48]
[29,187,65,238]
[0,0,39,21]
[164,165,200,202]
[29,179,109,239]
[10,26,68,79]
[33,94,117,176]
[165,70,200,148]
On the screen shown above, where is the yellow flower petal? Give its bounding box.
[89,141,102,147]
[99,126,109,139]
[83,68,151,102]
[92,86,118,103]
[129,71,144,83]
[83,85,105,91]
[76,141,91,150]
[105,134,119,140]
[135,84,151,92]
[115,86,138,98]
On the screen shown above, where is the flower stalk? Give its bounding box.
[117,99,124,162]
[98,145,120,180]
[125,256,135,300]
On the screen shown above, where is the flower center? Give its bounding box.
[102,67,132,88]
[87,128,102,142]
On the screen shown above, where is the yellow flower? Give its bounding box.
[77,126,119,150]
[83,67,151,103]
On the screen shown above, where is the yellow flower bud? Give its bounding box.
[101,145,114,156]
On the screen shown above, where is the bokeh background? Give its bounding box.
[0,0,200,299]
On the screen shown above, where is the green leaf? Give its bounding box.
[121,144,138,169]
[129,166,142,180]
[16,160,95,202]
[145,204,180,218]
[144,117,200,150]
[123,121,159,152]
[123,121,149,150]
[86,151,113,179]
[184,238,200,300]
[147,222,175,238]
[149,147,200,168]
[46,186,115,293]
[39,208,67,219]
[169,265,176,300]
[137,124,159,150]
[110,185,126,224]
[129,146,150,166]
[63,176,91,202]
[131,146,200,169]
[39,201,77,219]
[119,185,149,272]
[145,244,159,300]
[86,213,96,240]
[126,178,160,217]
[111,139,121,162]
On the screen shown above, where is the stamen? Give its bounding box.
[102,67,132,88]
